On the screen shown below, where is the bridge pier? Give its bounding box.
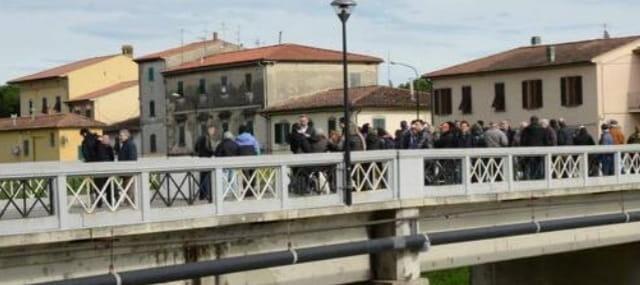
[371,208,426,285]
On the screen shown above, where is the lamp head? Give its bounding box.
[331,0,356,22]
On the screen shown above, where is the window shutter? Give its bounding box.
[445,89,452,115]
[275,124,283,144]
[522,81,528,109]
[560,78,567,106]
[434,90,441,115]
[284,122,291,143]
[537,80,543,108]
[576,77,583,106]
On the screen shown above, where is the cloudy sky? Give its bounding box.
[1,0,638,85]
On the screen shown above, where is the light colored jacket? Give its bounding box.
[484,128,508,148]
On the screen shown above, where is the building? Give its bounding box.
[134,33,241,156]
[425,35,640,136]
[0,113,104,163]
[162,43,382,155]
[263,85,430,153]
[8,46,138,123]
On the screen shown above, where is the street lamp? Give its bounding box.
[331,0,356,206]
[390,61,421,120]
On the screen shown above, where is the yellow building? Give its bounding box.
[7,45,139,124]
[0,113,104,163]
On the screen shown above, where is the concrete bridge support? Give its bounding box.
[471,242,640,285]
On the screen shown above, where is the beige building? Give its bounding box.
[162,43,382,154]
[263,85,430,153]
[425,35,640,136]
[134,33,240,156]
[8,46,138,124]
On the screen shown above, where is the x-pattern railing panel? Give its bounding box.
[621,152,640,175]
[0,178,54,219]
[150,171,210,207]
[67,176,137,213]
[288,165,337,197]
[222,168,279,201]
[470,157,505,184]
[350,161,390,192]
[551,154,583,179]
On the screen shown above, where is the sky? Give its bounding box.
[1,0,639,86]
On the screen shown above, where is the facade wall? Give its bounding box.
[139,61,168,156]
[17,78,69,117]
[0,128,100,163]
[92,85,140,125]
[266,63,379,106]
[66,55,138,100]
[594,40,640,136]
[431,65,600,135]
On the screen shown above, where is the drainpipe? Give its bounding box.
[42,210,640,285]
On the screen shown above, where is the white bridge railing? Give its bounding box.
[2,146,640,236]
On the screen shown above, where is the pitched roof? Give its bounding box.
[68,80,138,102]
[164,43,383,75]
[426,35,640,78]
[263,85,430,114]
[0,113,106,132]
[104,116,140,132]
[134,39,237,62]
[8,54,119,84]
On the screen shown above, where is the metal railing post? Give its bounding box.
[546,153,553,188]
[582,152,589,186]
[463,156,471,194]
[506,154,514,192]
[215,168,224,214]
[139,172,151,221]
[55,174,69,230]
[280,165,290,210]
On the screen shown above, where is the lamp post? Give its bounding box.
[331,0,356,206]
[390,61,421,120]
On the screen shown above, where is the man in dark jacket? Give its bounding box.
[117,129,137,161]
[457,121,474,148]
[214,131,239,157]
[395,121,409,148]
[95,135,115,208]
[80,128,99,162]
[401,120,432,149]
[235,125,260,156]
[434,122,458,149]
[311,128,330,153]
[194,125,216,200]
[290,123,312,154]
[521,116,547,179]
[557,119,574,146]
[362,123,382,151]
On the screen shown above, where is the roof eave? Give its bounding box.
[424,61,595,79]
[7,75,66,85]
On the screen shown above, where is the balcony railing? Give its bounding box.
[1,146,640,236]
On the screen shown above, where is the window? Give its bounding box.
[328,117,337,132]
[23,140,29,157]
[372,118,386,131]
[28,100,33,115]
[149,101,156,118]
[221,76,228,93]
[54,96,62,113]
[274,121,291,144]
[433,88,452,115]
[245,120,254,135]
[459,86,472,114]
[85,108,93,118]
[177,81,184,95]
[561,76,583,107]
[150,134,157,153]
[492,83,506,112]
[178,125,186,147]
[245,73,253,92]
[522,80,543,110]
[349,73,362,87]
[49,132,55,147]
[42,97,48,114]
[198,78,206,94]
[148,67,155,82]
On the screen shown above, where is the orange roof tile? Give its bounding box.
[68,80,138,102]
[134,39,237,62]
[0,113,106,132]
[263,85,429,114]
[8,54,120,84]
[426,35,640,78]
[164,43,383,75]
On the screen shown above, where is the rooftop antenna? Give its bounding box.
[220,22,227,42]
[198,36,207,64]
[180,28,185,65]
[278,31,283,44]
[603,23,611,39]
[236,25,241,46]
[387,50,393,87]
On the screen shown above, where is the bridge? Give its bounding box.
[2,146,640,284]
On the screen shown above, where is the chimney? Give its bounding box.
[121,45,134,57]
[531,36,542,46]
[547,46,556,63]
[213,32,219,41]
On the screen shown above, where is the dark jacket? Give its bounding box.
[365,133,382,150]
[235,133,260,156]
[573,130,595,146]
[81,133,99,162]
[290,132,312,154]
[194,135,215,157]
[545,127,558,146]
[521,123,548,146]
[96,143,114,162]
[557,127,574,146]
[379,137,396,149]
[312,137,329,153]
[117,139,137,161]
[434,131,458,149]
[214,139,239,157]
[457,132,474,148]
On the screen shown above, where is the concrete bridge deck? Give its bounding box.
[2,146,640,284]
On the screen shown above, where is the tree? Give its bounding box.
[398,78,432,92]
[0,85,20,118]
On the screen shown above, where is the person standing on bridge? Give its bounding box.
[194,125,216,201]
[599,124,615,176]
[80,128,99,162]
